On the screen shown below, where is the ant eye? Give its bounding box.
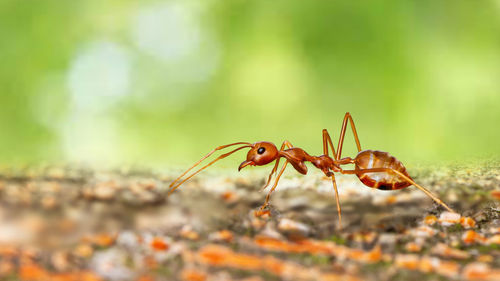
[257,147,265,154]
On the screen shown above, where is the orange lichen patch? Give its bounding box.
[490,190,500,200]
[136,276,154,281]
[477,255,493,263]
[73,244,93,258]
[254,235,333,255]
[50,273,81,281]
[0,245,18,257]
[198,245,258,269]
[395,255,460,278]
[196,244,361,281]
[220,191,238,202]
[254,235,382,264]
[432,243,470,259]
[462,262,500,280]
[150,237,169,251]
[423,215,438,225]
[434,260,460,278]
[240,277,265,281]
[52,271,102,281]
[181,250,197,265]
[143,255,158,269]
[136,275,155,281]
[198,245,227,266]
[227,253,263,271]
[395,254,419,270]
[261,256,286,275]
[19,264,48,281]
[438,212,461,226]
[19,249,39,264]
[180,226,200,240]
[351,245,382,263]
[180,268,207,281]
[86,233,115,247]
[405,242,422,253]
[0,261,14,276]
[411,225,437,237]
[51,251,70,271]
[418,257,433,273]
[250,218,266,229]
[460,217,476,229]
[319,273,359,281]
[210,230,234,243]
[254,235,302,253]
[462,230,487,244]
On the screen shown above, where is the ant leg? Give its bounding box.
[331,173,342,229]
[169,143,253,195]
[260,160,289,210]
[336,112,362,160]
[322,130,342,229]
[341,168,454,212]
[322,129,337,156]
[261,141,293,191]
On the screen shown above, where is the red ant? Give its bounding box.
[169,112,454,228]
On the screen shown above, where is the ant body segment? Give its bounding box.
[169,112,454,228]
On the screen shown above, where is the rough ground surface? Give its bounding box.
[0,162,499,281]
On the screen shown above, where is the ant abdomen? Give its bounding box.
[354,150,412,190]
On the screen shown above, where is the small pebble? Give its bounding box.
[439,212,461,226]
[180,225,200,240]
[405,242,421,253]
[277,218,310,235]
[423,215,437,225]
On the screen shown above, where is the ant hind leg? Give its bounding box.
[336,112,362,160]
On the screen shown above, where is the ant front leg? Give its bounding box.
[260,140,293,191]
[336,112,362,160]
[259,160,289,211]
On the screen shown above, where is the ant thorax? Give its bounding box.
[310,155,336,174]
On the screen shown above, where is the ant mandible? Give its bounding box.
[169,112,454,229]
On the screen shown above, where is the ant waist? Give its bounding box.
[310,155,341,172]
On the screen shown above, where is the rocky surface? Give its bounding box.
[0,162,499,281]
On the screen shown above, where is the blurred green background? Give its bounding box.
[1,0,499,168]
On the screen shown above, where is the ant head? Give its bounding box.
[238,142,278,171]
